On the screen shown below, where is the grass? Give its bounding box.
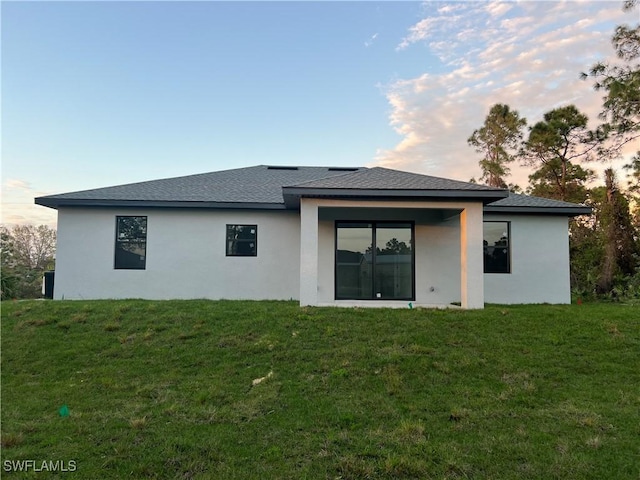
[1,300,639,479]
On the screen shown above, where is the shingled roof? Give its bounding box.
[35,166,366,209]
[287,167,500,191]
[35,165,589,215]
[280,167,508,207]
[484,193,592,215]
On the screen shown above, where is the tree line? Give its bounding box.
[468,1,639,300]
[1,225,56,300]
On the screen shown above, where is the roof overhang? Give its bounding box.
[282,187,509,208]
[483,205,592,216]
[34,198,287,210]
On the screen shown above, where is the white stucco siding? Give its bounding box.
[414,218,461,305]
[299,201,319,306]
[54,208,300,300]
[460,203,485,309]
[316,219,335,304]
[484,214,571,304]
[53,204,571,305]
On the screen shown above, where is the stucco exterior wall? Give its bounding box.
[54,207,300,300]
[483,214,571,304]
[53,205,572,305]
[415,217,461,305]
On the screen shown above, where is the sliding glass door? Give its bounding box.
[335,222,414,300]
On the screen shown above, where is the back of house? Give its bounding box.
[35,165,590,308]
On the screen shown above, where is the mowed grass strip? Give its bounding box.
[1,300,638,479]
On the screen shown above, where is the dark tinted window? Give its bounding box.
[335,222,414,300]
[226,225,257,256]
[483,221,510,273]
[115,216,147,269]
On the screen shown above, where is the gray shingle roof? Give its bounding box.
[35,166,365,208]
[35,165,590,215]
[289,167,501,191]
[485,193,591,215]
[280,166,508,206]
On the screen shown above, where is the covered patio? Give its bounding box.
[298,198,487,309]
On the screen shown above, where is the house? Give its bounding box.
[35,165,590,308]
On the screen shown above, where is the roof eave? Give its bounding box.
[483,205,592,216]
[34,198,287,210]
[282,187,508,208]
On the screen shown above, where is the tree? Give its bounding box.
[382,238,411,255]
[527,159,595,204]
[0,228,20,299]
[595,169,639,294]
[0,225,56,299]
[520,105,598,202]
[468,104,527,188]
[570,1,640,300]
[623,153,640,230]
[624,152,640,193]
[365,238,411,256]
[569,217,604,298]
[582,0,639,159]
[569,173,639,298]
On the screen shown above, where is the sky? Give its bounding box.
[2,0,638,227]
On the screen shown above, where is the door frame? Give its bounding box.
[334,220,415,301]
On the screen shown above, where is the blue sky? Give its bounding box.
[2,1,637,226]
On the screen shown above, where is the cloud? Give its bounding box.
[485,1,513,19]
[376,1,640,188]
[364,32,379,48]
[2,179,57,227]
[5,179,31,190]
[397,13,465,51]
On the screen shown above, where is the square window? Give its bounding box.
[483,221,510,273]
[115,216,147,269]
[226,225,257,256]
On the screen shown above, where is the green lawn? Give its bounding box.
[1,300,639,479]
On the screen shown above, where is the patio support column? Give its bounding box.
[460,204,484,309]
[299,198,319,306]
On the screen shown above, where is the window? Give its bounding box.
[483,221,510,273]
[226,225,257,256]
[115,216,147,269]
[335,222,414,300]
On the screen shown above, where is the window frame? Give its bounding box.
[334,221,415,301]
[483,220,511,274]
[114,215,148,270]
[226,224,258,257]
